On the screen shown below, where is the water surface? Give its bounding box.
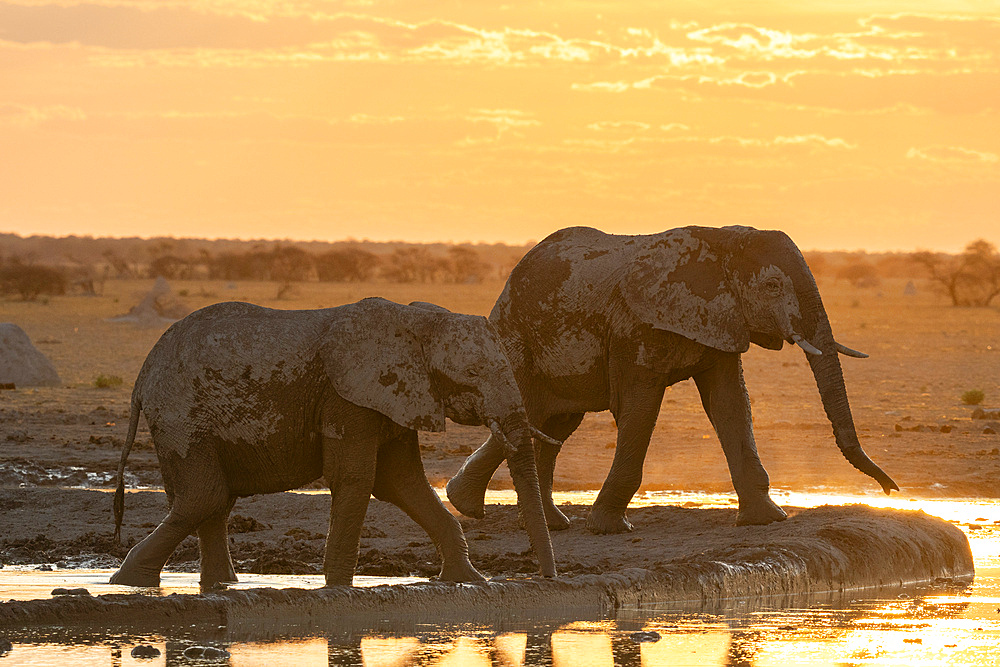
[1,491,998,666]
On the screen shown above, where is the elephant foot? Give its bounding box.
[735,494,788,526]
[109,567,161,588]
[585,507,633,534]
[446,471,488,520]
[438,559,487,583]
[323,572,354,587]
[200,570,238,589]
[544,503,572,531]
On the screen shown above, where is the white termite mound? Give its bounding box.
[107,277,191,328]
[0,323,61,387]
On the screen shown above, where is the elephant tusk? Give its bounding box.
[835,342,869,359]
[488,419,517,457]
[791,333,823,356]
[530,426,563,447]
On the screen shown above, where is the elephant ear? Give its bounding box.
[322,299,445,432]
[619,236,749,353]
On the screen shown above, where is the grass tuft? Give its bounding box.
[961,389,985,406]
[93,374,124,389]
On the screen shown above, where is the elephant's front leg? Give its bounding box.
[534,413,585,530]
[445,435,506,520]
[322,436,379,587]
[588,365,666,534]
[374,431,484,582]
[694,353,787,526]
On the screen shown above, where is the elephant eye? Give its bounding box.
[467,368,480,377]
[764,278,782,295]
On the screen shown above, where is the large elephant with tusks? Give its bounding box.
[447,226,898,534]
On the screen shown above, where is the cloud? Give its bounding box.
[907,145,999,164]
[586,120,652,132]
[0,103,86,126]
[2,107,543,147]
[561,132,856,155]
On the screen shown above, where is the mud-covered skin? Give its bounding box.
[447,226,897,534]
[110,298,555,589]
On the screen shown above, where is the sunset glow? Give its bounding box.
[1,0,998,250]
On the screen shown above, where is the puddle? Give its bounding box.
[1,492,999,665]
[0,570,427,602]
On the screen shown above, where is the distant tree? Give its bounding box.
[0,260,67,300]
[913,239,1000,306]
[269,245,316,282]
[382,247,443,283]
[102,250,135,278]
[802,252,828,278]
[444,246,489,284]
[835,260,880,288]
[315,248,379,282]
[209,248,271,280]
[149,254,190,280]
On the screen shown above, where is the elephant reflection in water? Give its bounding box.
[322,623,728,667]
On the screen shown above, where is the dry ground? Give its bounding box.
[2,277,998,499]
[0,277,996,576]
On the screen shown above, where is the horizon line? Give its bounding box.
[0,229,979,256]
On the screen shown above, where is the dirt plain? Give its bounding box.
[0,277,998,578]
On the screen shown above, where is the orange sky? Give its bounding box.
[1,0,998,251]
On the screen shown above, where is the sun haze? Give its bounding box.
[1,0,997,250]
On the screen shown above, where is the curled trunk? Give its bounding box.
[800,287,899,495]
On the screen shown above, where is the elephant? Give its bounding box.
[446,225,898,534]
[109,297,555,588]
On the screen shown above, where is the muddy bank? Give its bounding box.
[0,488,973,630]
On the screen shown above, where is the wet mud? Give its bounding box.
[0,488,974,630]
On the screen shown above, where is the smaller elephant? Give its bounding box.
[110,298,555,588]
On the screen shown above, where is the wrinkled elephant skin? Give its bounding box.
[447,225,897,534]
[110,298,555,588]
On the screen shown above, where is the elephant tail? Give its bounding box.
[113,393,142,545]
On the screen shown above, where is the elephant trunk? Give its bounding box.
[487,410,556,577]
[799,286,899,495]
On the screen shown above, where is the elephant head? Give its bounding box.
[621,227,898,495]
[322,298,556,576]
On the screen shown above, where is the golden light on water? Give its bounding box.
[231,639,327,667]
[359,637,421,667]
[551,628,613,667]
[1,493,997,665]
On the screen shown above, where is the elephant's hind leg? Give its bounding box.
[587,365,666,534]
[197,497,238,588]
[110,508,204,587]
[375,432,485,583]
[111,446,233,587]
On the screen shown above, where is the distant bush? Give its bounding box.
[269,246,316,282]
[835,260,880,288]
[149,254,191,280]
[961,389,985,406]
[382,247,444,283]
[0,262,68,300]
[315,248,379,282]
[207,245,316,281]
[93,374,124,389]
[444,246,490,284]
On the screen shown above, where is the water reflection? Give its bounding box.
[2,493,999,665]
